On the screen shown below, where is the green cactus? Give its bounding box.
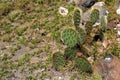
[100,16,107,32]
[64,47,78,60]
[85,21,93,35]
[53,52,65,71]
[90,9,99,25]
[61,28,78,47]
[73,7,82,28]
[104,0,118,5]
[75,57,92,73]
[77,27,86,45]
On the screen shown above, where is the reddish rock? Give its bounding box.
[93,54,120,80]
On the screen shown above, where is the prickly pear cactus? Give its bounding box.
[73,7,82,28]
[100,16,107,32]
[104,0,118,5]
[75,57,92,73]
[77,27,86,45]
[53,52,65,71]
[85,21,93,35]
[90,9,99,25]
[64,47,78,60]
[61,28,78,47]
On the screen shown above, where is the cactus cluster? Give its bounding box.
[75,57,92,73]
[61,28,78,47]
[90,9,99,25]
[53,52,65,71]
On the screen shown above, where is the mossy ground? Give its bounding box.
[0,0,119,80]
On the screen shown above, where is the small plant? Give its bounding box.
[52,52,65,71]
[73,7,82,28]
[90,9,99,25]
[104,0,118,6]
[61,28,78,48]
[75,57,92,73]
[64,47,78,60]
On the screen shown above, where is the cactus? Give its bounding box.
[85,21,93,35]
[77,27,86,45]
[104,0,118,5]
[53,52,65,71]
[61,28,78,47]
[64,47,78,60]
[90,9,99,25]
[73,7,82,28]
[100,16,107,32]
[75,57,92,73]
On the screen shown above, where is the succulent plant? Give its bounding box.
[104,0,118,5]
[61,28,78,47]
[85,21,93,35]
[73,7,82,29]
[77,27,86,45]
[64,47,78,60]
[100,16,107,32]
[53,52,65,71]
[90,9,99,25]
[75,57,92,73]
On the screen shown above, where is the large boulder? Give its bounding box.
[93,54,120,80]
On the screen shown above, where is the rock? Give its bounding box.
[93,54,120,80]
[58,7,68,16]
[82,0,97,8]
[116,6,120,15]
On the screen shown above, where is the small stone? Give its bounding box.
[116,6,120,15]
[30,57,39,64]
[58,7,68,16]
[102,39,109,48]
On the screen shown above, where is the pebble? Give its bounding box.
[116,6,120,15]
[58,7,68,16]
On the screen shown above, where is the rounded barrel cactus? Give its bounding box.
[90,9,99,25]
[61,28,78,48]
[75,57,92,73]
[100,16,107,32]
[53,52,65,71]
[73,7,82,29]
[64,47,78,60]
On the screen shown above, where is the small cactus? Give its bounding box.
[61,28,78,47]
[77,27,86,45]
[64,47,78,60]
[100,16,107,32]
[73,7,82,28]
[90,9,99,25]
[75,57,92,73]
[53,52,65,71]
[85,21,93,35]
